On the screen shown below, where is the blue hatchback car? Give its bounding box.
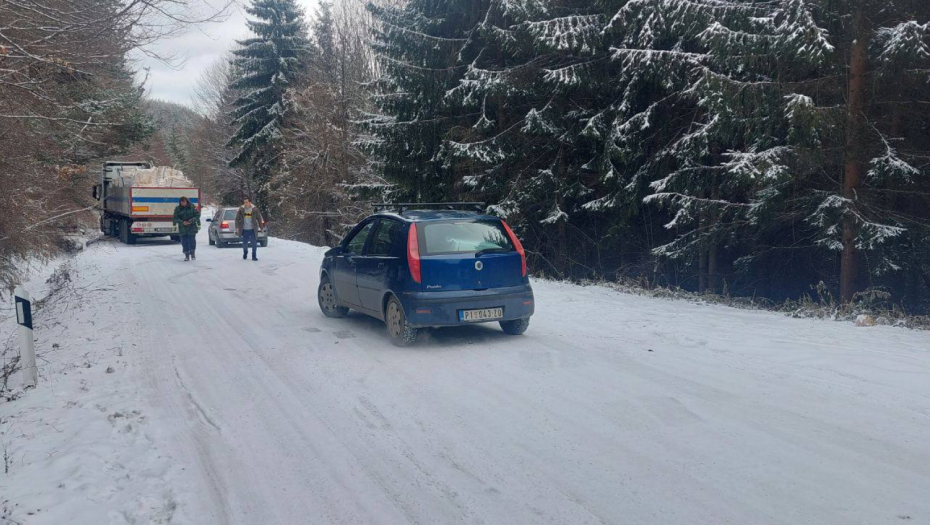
[318,204,535,346]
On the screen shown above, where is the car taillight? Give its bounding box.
[407,223,421,284]
[501,221,527,277]
[221,221,229,229]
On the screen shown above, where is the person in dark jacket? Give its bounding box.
[235,198,264,261]
[173,196,201,261]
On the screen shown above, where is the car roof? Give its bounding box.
[372,210,500,222]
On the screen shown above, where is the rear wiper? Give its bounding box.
[475,248,511,257]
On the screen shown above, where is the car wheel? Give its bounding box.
[500,317,531,335]
[385,297,418,347]
[260,239,268,247]
[318,276,348,318]
[208,233,215,246]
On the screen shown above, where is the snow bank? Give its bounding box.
[0,256,189,524]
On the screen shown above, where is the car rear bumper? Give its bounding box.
[216,231,268,241]
[400,284,534,328]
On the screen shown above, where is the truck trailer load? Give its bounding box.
[93,161,201,244]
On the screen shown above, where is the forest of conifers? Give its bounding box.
[2,0,929,314]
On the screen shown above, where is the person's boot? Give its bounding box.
[242,251,247,260]
[252,254,258,261]
[184,253,190,261]
[191,250,196,261]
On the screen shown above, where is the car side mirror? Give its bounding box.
[326,246,343,256]
[205,218,212,222]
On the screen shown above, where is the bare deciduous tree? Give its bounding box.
[0,0,231,288]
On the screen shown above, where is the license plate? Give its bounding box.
[155,228,174,233]
[459,308,503,322]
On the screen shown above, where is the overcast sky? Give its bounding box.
[137,0,320,109]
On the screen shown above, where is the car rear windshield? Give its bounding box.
[420,220,514,256]
[223,209,237,220]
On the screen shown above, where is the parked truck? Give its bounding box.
[93,161,201,244]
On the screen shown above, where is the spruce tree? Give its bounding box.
[227,0,312,208]
[443,0,615,274]
[366,0,930,310]
[605,0,930,302]
[364,0,488,202]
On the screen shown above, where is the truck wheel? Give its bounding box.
[318,276,348,318]
[119,219,137,245]
[385,297,418,347]
[500,317,530,335]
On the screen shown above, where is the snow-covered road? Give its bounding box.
[4,224,930,525]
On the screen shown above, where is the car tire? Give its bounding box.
[208,234,215,246]
[318,276,348,318]
[216,238,225,248]
[500,317,531,335]
[260,239,268,248]
[385,297,418,347]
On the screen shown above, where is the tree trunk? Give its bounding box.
[707,186,720,294]
[556,153,568,276]
[698,250,708,293]
[321,214,331,246]
[697,188,708,293]
[707,243,719,294]
[840,7,870,303]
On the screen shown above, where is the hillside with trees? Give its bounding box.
[4,0,928,314]
[203,0,927,313]
[0,0,229,289]
[355,0,930,313]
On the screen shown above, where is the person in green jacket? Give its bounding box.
[173,196,201,261]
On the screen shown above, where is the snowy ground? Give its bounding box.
[2,220,929,525]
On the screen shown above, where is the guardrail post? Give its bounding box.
[14,286,37,388]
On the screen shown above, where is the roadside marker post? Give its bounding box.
[14,286,37,388]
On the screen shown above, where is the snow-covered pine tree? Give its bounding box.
[605,0,930,302]
[227,0,312,209]
[442,0,616,276]
[363,0,488,202]
[363,0,930,308]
